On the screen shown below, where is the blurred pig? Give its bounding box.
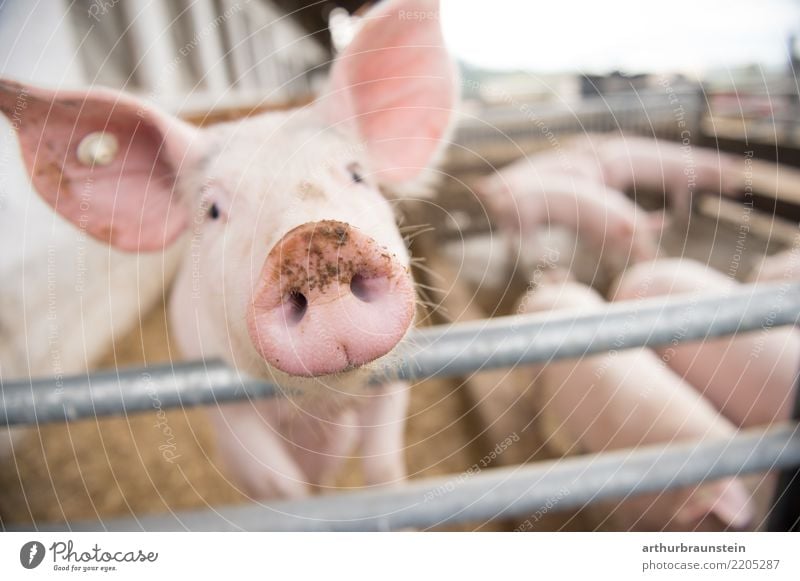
[593,136,742,216]
[0,0,458,498]
[491,148,605,185]
[521,277,753,530]
[611,258,800,427]
[474,170,662,284]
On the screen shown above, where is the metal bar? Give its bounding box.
[17,423,800,532]
[397,281,800,381]
[2,281,799,426]
[0,360,284,427]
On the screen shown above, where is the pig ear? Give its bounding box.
[0,79,198,252]
[318,0,458,183]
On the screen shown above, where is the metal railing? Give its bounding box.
[3,281,800,531]
[447,88,705,171]
[18,424,797,532]
[2,281,799,426]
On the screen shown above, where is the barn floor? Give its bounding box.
[0,199,793,531]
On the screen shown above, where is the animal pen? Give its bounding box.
[2,280,800,531]
[2,1,800,534]
[3,86,800,531]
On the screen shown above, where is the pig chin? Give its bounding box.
[244,220,416,380]
[243,329,412,398]
[234,320,414,399]
[245,279,416,379]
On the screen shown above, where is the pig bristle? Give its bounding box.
[409,256,446,284]
[401,225,436,244]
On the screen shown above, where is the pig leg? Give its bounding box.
[242,381,409,490]
[281,402,362,490]
[209,403,310,499]
[666,185,694,217]
[611,258,800,427]
[310,408,362,489]
[521,281,753,530]
[358,381,410,486]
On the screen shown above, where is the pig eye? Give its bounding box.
[347,162,364,184]
[200,181,229,222]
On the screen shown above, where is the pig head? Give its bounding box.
[0,0,458,390]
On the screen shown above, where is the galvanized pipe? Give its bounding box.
[2,281,799,426]
[398,280,800,381]
[19,423,800,532]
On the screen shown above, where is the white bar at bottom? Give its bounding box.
[0,532,797,580]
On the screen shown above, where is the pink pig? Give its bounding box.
[611,258,800,428]
[0,0,458,499]
[474,170,661,263]
[592,136,742,216]
[494,148,606,184]
[520,278,754,530]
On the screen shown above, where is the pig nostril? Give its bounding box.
[350,273,390,303]
[283,291,308,325]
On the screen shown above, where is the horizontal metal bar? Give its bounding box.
[2,281,799,426]
[17,423,800,532]
[399,281,800,380]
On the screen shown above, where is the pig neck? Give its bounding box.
[166,250,235,365]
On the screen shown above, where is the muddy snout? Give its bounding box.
[247,220,415,377]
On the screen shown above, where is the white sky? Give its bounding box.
[441,0,800,75]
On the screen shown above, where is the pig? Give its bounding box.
[611,258,800,428]
[491,148,605,185]
[0,0,458,499]
[473,170,662,286]
[591,136,742,216]
[520,277,754,530]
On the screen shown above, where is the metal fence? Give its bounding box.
[446,87,705,172]
[3,281,800,531]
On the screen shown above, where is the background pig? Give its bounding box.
[489,148,605,185]
[611,258,800,427]
[0,0,458,498]
[474,171,662,285]
[521,277,753,530]
[592,136,742,216]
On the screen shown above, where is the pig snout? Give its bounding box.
[247,220,415,377]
